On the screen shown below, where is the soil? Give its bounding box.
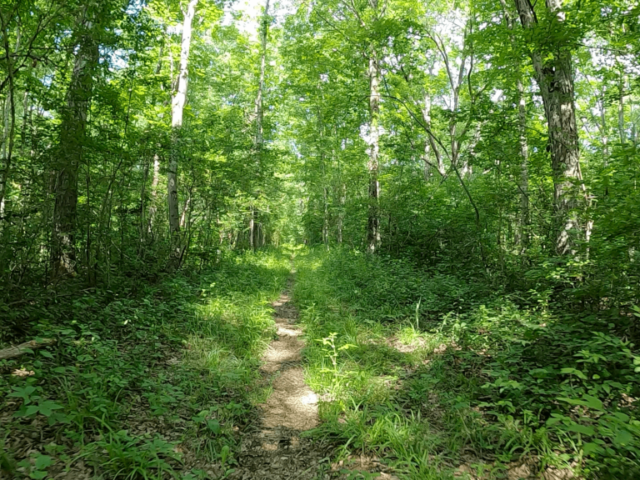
[229,275,333,479]
[229,272,400,480]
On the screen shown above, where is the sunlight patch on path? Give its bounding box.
[229,273,328,479]
[259,290,319,430]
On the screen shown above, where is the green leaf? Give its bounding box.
[560,368,587,380]
[8,386,36,402]
[207,419,221,435]
[567,424,595,436]
[34,455,52,470]
[614,429,634,446]
[38,401,63,417]
[39,350,53,359]
[546,415,566,426]
[582,395,604,411]
[583,442,603,455]
[25,405,40,417]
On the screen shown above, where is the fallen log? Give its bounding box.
[0,338,56,361]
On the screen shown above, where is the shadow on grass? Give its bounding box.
[294,248,640,480]
[0,250,292,479]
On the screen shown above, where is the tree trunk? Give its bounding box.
[421,92,445,177]
[249,0,270,253]
[337,183,345,244]
[0,338,56,361]
[500,0,530,250]
[51,11,99,278]
[323,186,329,249]
[0,93,14,221]
[255,0,270,151]
[513,0,581,256]
[367,50,381,254]
[618,68,626,144]
[168,0,198,264]
[517,79,530,250]
[249,206,255,251]
[0,19,19,224]
[147,154,160,235]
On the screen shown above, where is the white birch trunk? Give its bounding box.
[168,0,198,258]
[254,0,270,151]
[367,50,381,254]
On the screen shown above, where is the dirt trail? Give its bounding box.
[229,275,332,479]
[229,272,399,480]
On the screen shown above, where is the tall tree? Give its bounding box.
[255,0,270,152]
[513,0,581,255]
[367,45,381,253]
[168,0,198,264]
[51,4,100,278]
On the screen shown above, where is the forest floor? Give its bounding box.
[228,271,396,479]
[0,249,397,480]
[2,247,636,479]
[227,272,329,479]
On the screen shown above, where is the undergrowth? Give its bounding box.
[293,247,640,480]
[0,249,291,479]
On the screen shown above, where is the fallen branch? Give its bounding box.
[0,338,56,361]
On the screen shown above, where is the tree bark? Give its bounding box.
[0,15,20,224]
[517,79,530,249]
[168,0,198,265]
[0,339,56,361]
[421,92,445,177]
[367,50,381,254]
[147,154,160,235]
[255,0,270,151]
[337,183,345,244]
[513,0,581,255]
[51,10,99,278]
[618,67,626,144]
[500,0,531,250]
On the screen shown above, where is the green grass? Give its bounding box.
[0,249,291,479]
[293,247,640,480]
[3,246,639,479]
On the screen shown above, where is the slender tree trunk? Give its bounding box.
[20,90,28,158]
[0,19,19,224]
[249,206,255,251]
[367,50,381,254]
[500,0,530,250]
[168,0,198,265]
[0,94,13,220]
[51,12,99,278]
[139,154,150,253]
[618,68,626,145]
[513,0,582,256]
[421,92,445,177]
[249,0,271,252]
[255,0,270,151]
[180,193,191,229]
[517,79,530,249]
[147,154,160,235]
[337,183,345,244]
[323,186,329,249]
[598,86,609,158]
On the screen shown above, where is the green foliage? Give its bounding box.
[294,247,640,479]
[0,250,290,478]
[1,0,640,478]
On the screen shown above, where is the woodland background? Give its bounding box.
[1,0,640,478]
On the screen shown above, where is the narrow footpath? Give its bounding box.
[230,273,333,479]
